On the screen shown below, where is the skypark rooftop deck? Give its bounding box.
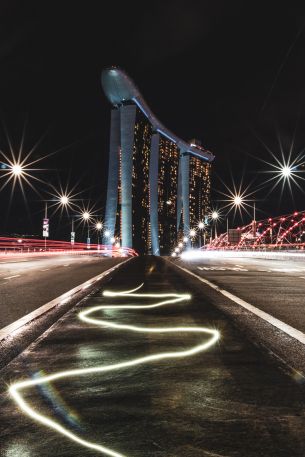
[101,67,214,162]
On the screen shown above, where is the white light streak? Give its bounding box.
[9,283,220,457]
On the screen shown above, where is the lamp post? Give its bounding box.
[82,211,91,248]
[96,222,103,249]
[189,229,196,248]
[227,195,243,245]
[198,221,205,248]
[57,195,74,247]
[211,211,219,239]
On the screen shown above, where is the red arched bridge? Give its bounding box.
[208,210,305,250]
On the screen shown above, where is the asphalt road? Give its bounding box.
[1,256,305,456]
[176,254,305,333]
[0,254,124,329]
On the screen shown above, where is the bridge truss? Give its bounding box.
[208,210,305,250]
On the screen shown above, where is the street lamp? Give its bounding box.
[189,229,196,248]
[60,195,69,206]
[281,165,292,178]
[211,211,219,239]
[95,221,103,249]
[82,211,91,248]
[233,195,243,206]
[11,164,23,176]
[82,211,90,221]
[198,221,205,247]
[183,236,188,243]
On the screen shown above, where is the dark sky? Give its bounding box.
[1,1,305,238]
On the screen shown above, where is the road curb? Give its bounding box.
[0,257,134,370]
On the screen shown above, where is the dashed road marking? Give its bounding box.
[3,274,21,280]
[177,263,305,346]
[198,266,248,272]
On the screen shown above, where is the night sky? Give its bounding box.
[1,1,305,239]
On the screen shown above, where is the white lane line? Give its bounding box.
[3,274,21,280]
[175,263,305,346]
[299,277,305,279]
[1,282,8,285]
[63,264,69,267]
[41,268,50,271]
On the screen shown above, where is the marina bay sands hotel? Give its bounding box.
[102,67,214,255]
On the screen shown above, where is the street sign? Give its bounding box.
[43,218,49,238]
[228,229,241,244]
[71,231,75,244]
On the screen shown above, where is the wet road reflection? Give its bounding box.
[2,257,305,456]
[9,284,219,457]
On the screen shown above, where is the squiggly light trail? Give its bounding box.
[9,283,220,457]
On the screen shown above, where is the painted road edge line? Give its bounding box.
[172,262,305,346]
[0,258,132,342]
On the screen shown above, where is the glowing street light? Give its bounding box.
[11,163,23,176]
[110,236,116,244]
[183,236,188,243]
[81,211,91,249]
[82,211,90,221]
[59,195,69,206]
[175,247,180,253]
[189,229,196,238]
[233,195,243,206]
[95,222,103,249]
[281,165,292,178]
[198,221,205,229]
[178,242,183,248]
[211,210,220,240]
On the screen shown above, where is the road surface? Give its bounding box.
[1,256,305,456]
[176,254,305,332]
[0,254,124,329]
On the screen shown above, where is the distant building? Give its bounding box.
[101,67,214,255]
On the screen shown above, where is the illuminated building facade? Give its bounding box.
[102,67,214,254]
